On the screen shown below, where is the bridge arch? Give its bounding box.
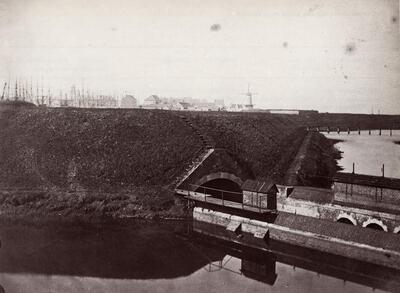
[192,172,243,203]
[362,218,388,232]
[336,213,357,226]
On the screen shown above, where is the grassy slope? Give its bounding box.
[0,107,204,220]
[0,108,203,189]
[297,132,342,188]
[182,112,304,182]
[1,105,398,221]
[0,107,303,220]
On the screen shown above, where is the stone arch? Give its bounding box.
[191,172,244,203]
[336,213,357,226]
[362,218,388,232]
[393,226,400,234]
[193,172,243,190]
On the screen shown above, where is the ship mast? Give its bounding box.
[7,77,10,100]
[15,79,18,100]
[1,82,6,100]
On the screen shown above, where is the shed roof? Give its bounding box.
[242,179,277,194]
[334,172,400,190]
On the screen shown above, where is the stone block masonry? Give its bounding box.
[193,207,400,270]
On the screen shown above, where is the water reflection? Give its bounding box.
[0,221,221,279]
[190,232,400,293]
[0,222,399,293]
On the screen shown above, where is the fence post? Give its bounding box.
[221,190,224,206]
[204,186,206,202]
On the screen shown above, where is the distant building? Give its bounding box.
[87,95,117,108]
[228,104,245,112]
[121,95,137,108]
[144,95,161,106]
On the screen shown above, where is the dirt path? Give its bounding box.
[284,132,312,186]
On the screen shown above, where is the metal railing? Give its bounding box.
[183,183,273,213]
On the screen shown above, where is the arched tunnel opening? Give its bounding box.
[195,178,243,203]
[365,223,384,231]
[337,218,355,225]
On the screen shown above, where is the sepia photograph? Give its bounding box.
[0,0,399,292]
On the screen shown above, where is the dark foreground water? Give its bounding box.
[0,221,399,293]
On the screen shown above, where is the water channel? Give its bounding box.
[0,221,399,293]
[323,130,400,178]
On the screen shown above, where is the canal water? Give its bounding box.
[323,129,400,178]
[0,222,398,293]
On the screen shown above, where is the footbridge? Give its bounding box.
[308,126,398,136]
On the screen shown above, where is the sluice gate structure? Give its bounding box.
[172,113,400,271]
[175,150,400,270]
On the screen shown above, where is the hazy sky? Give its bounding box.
[0,0,399,113]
